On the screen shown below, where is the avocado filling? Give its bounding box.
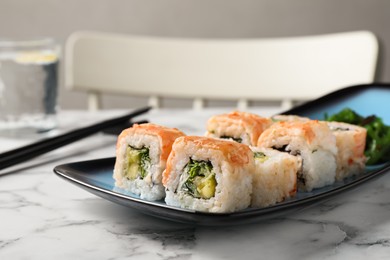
[124,146,151,180]
[182,159,216,199]
[254,151,269,163]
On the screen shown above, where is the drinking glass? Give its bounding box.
[0,38,60,136]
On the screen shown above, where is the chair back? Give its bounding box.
[65,30,379,110]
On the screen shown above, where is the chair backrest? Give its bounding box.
[65,30,379,110]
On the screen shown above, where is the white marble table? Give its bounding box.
[1,108,390,260]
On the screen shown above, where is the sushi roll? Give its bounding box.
[257,120,338,191]
[205,111,272,146]
[326,121,367,180]
[163,136,254,213]
[113,123,185,201]
[250,147,301,207]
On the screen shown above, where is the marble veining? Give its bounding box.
[1,108,390,260]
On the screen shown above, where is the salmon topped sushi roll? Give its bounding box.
[257,120,338,191]
[250,147,301,208]
[205,111,272,146]
[326,121,367,180]
[113,123,185,201]
[163,136,254,213]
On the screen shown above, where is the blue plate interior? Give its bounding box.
[54,84,390,226]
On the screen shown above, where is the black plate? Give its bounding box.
[54,83,390,226]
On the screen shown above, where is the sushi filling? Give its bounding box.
[180,159,217,199]
[329,126,350,131]
[254,152,269,163]
[123,145,151,180]
[272,145,302,156]
[220,135,243,143]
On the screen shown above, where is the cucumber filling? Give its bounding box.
[254,151,269,163]
[123,146,151,180]
[182,159,216,199]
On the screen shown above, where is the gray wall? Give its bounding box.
[0,0,389,109]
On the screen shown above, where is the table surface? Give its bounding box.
[1,108,390,260]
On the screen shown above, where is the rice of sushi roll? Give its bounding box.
[257,120,338,191]
[113,123,185,201]
[250,147,301,207]
[326,121,367,180]
[205,111,272,146]
[163,136,254,213]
